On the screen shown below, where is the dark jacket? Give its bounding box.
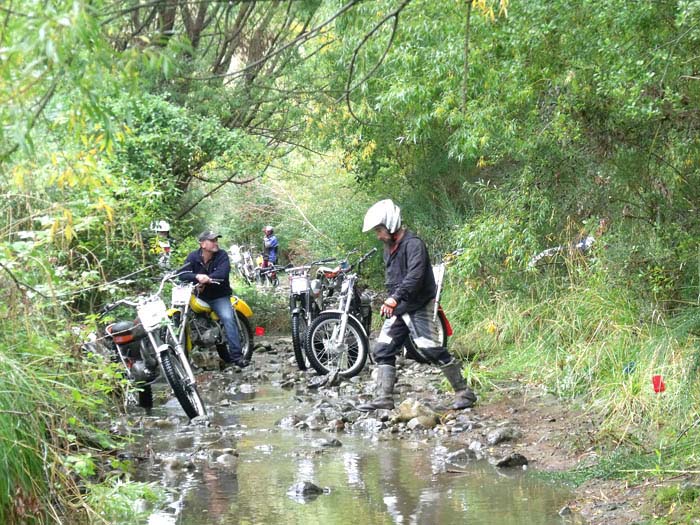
[178,249,233,300]
[384,230,436,315]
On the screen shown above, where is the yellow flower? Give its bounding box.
[486,321,498,335]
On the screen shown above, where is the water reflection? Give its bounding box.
[137,386,582,525]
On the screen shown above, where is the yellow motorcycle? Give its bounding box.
[168,282,255,365]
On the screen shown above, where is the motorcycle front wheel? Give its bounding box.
[160,347,206,419]
[291,311,310,370]
[305,312,368,378]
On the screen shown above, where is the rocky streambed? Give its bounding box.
[114,336,643,524]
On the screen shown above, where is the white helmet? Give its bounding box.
[362,199,402,234]
[153,220,170,232]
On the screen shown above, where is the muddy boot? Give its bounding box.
[440,360,477,410]
[357,365,396,411]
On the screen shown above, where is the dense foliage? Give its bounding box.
[2,0,700,521]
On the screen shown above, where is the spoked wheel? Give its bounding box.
[305,312,368,378]
[403,312,448,363]
[291,312,310,370]
[160,346,206,419]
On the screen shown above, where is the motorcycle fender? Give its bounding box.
[231,296,253,318]
[155,343,171,354]
[437,306,454,337]
[291,306,303,315]
[166,307,180,316]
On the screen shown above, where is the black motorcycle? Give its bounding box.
[285,258,335,370]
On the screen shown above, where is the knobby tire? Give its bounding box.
[291,312,309,370]
[305,312,368,378]
[160,347,206,419]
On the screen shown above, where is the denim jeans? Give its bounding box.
[208,295,242,362]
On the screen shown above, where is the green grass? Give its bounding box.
[0,353,48,524]
[445,258,700,459]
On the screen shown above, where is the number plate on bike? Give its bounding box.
[291,276,310,294]
[137,298,168,330]
[171,284,192,306]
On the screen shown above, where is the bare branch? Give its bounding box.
[196,0,361,81]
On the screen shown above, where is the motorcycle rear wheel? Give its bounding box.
[237,311,254,361]
[305,312,368,378]
[214,311,254,363]
[160,347,206,419]
[291,312,310,370]
[403,312,448,363]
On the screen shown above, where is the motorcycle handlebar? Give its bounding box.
[101,298,138,315]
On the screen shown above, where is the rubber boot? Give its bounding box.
[357,365,396,411]
[440,360,477,410]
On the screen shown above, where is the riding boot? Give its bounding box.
[357,365,396,411]
[440,360,477,410]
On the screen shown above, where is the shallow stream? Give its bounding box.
[133,363,583,525]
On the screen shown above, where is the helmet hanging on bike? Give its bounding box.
[362,199,402,234]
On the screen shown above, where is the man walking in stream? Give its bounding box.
[357,199,476,411]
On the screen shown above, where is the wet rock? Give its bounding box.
[407,415,439,431]
[145,417,178,430]
[494,453,529,468]
[468,440,483,452]
[327,419,346,432]
[277,415,301,428]
[558,506,573,516]
[239,383,257,394]
[392,399,438,424]
[288,481,324,495]
[215,453,238,468]
[446,448,478,465]
[374,409,393,422]
[343,410,362,423]
[304,413,328,431]
[162,456,195,471]
[486,426,521,446]
[353,417,385,433]
[287,481,326,503]
[316,438,342,448]
[453,414,482,430]
[255,342,274,352]
[209,448,238,460]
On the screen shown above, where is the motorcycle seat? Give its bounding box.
[107,320,147,343]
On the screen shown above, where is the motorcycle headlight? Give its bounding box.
[291,275,310,294]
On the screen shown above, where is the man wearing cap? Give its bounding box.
[178,230,248,367]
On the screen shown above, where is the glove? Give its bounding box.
[380,297,397,318]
